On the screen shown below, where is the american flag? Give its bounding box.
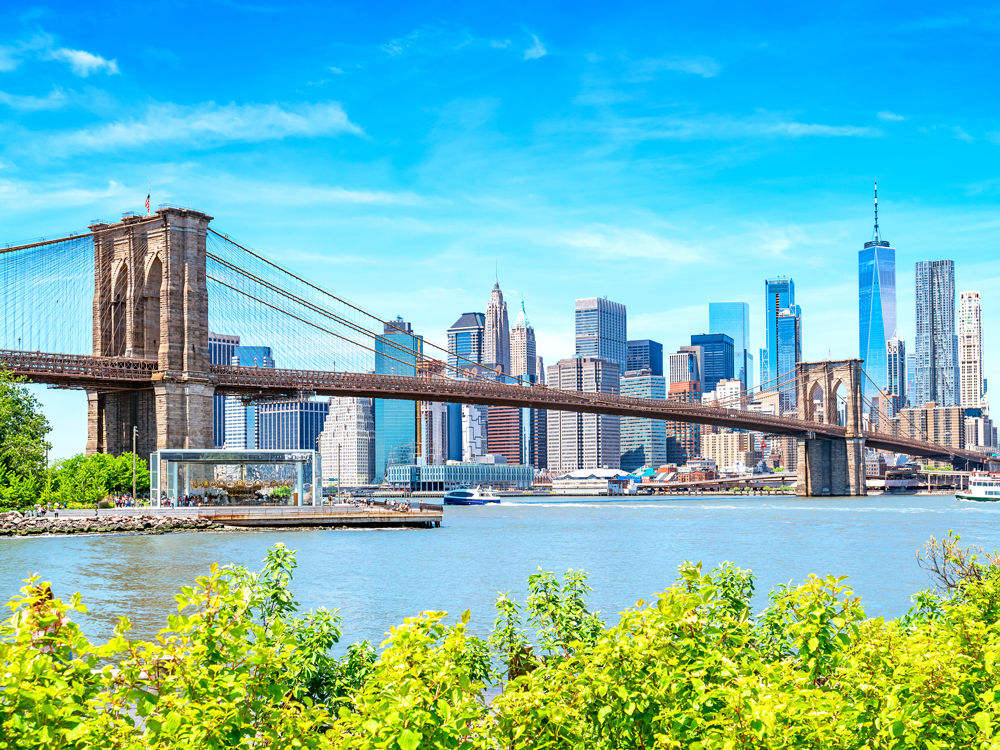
[145,192,150,214]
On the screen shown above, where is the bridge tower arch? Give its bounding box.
[794,359,866,496]
[85,208,215,458]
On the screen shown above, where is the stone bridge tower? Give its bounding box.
[794,359,867,496]
[85,208,215,457]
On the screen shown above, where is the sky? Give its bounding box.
[1,1,999,459]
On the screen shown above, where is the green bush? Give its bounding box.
[5,536,1000,748]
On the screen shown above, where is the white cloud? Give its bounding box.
[43,47,119,76]
[953,125,974,143]
[877,111,906,122]
[523,35,547,60]
[632,55,721,79]
[489,39,511,48]
[552,225,699,262]
[44,100,364,155]
[0,87,67,111]
[599,114,882,142]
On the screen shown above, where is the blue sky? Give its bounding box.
[2,1,999,458]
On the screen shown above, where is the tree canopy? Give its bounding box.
[0,370,51,508]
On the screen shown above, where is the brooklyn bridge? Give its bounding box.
[1,206,991,496]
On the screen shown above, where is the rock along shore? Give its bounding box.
[0,510,221,536]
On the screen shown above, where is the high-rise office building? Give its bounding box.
[761,278,801,413]
[905,352,916,403]
[485,281,511,374]
[208,332,240,447]
[886,336,906,412]
[319,397,375,486]
[257,400,330,451]
[690,333,734,394]
[222,345,276,450]
[375,317,423,482]
[462,404,488,462]
[859,185,897,402]
[510,298,537,381]
[669,348,701,386]
[575,297,627,372]
[620,369,667,471]
[418,401,449,466]
[708,303,750,389]
[547,357,620,472]
[526,407,547,470]
[446,312,485,374]
[665,381,701,465]
[626,340,663,376]
[959,291,984,410]
[487,406,523,465]
[914,260,958,407]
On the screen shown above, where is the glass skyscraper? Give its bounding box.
[208,332,240,448]
[626,339,663,376]
[690,333,734,394]
[761,278,801,412]
[375,317,423,482]
[914,260,958,407]
[708,302,750,389]
[446,312,485,374]
[620,370,667,471]
[859,189,896,404]
[575,297,627,372]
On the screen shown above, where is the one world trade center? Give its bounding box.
[859,183,896,405]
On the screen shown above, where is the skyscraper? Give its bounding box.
[208,332,240,447]
[510,298,537,381]
[914,260,958,407]
[626,340,663,376]
[620,369,667,471]
[575,297,627,372]
[485,281,510,374]
[690,333,734,394]
[257,400,330,451]
[859,184,897,402]
[708,303,750,388]
[222,344,276,450]
[761,278,801,413]
[665,381,701,465]
[319,397,375,486]
[375,317,423,482]
[547,358,620,472]
[959,291,984,409]
[886,335,906,412]
[447,313,485,374]
[668,348,701,386]
[419,401,449,466]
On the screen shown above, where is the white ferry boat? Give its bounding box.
[443,486,501,506]
[956,472,1000,502]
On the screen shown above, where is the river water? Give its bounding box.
[1,494,996,650]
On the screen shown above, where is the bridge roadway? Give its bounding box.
[0,349,988,467]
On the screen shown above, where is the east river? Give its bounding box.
[1,494,996,650]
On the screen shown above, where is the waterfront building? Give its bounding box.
[626,339,663,376]
[547,357,621,472]
[386,460,534,491]
[859,186,897,403]
[914,260,958,407]
[619,369,667,471]
[887,336,906,412]
[690,333,735,394]
[760,277,801,412]
[702,432,760,472]
[708,302,750,389]
[889,401,966,451]
[575,297,627,372]
[959,291,985,410]
[510,298,537,381]
[447,312,485,374]
[375,317,423,482]
[665,380,701,465]
[552,468,634,495]
[418,401,449,466]
[318,397,374,486]
[208,332,240,448]
[485,281,510,374]
[257,400,330,451]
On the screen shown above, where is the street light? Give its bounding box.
[132,425,138,502]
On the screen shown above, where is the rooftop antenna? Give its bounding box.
[873,181,880,243]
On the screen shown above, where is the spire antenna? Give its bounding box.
[873,180,880,242]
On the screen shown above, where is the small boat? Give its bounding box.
[443,485,501,506]
[956,471,1000,501]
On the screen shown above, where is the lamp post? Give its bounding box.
[132,425,138,502]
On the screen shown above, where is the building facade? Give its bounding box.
[461,403,488,463]
[889,402,966,451]
[669,348,701,386]
[665,380,701,465]
[257,400,330,451]
[958,291,984,410]
[446,312,485,374]
[708,302,750,389]
[690,333,735,394]
[619,369,667,471]
[375,317,423,482]
[487,405,523,465]
[319,397,375,486]
[702,431,760,471]
[886,336,906,413]
[208,332,240,448]
[859,190,897,403]
[761,277,802,412]
[626,339,663,376]
[547,357,621,472]
[914,260,958,407]
[575,297,627,372]
[221,344,276,450]
[386,461,534,491]
[485,281,511,374]
[510,298,537,381]
[418,400,449,466]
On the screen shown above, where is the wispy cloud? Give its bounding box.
[523,35,547,60]
[0,33,119,76]
[877,111,906,122]
[597,113,881,142]
[552,225,699,262]
[953,125,974,142]
[0,87,67,111]
[630,55,721,79]
[43,100,364,155]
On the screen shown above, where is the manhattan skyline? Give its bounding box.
[1,1,996,458]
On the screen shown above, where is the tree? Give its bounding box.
[0,370,51,507]
[43,452,150,506]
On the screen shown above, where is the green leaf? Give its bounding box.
[399,728,422,750]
